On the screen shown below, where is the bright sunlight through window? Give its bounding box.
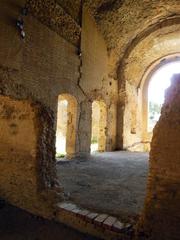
[148,61,180,132]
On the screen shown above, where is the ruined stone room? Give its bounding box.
[0,1,180,240]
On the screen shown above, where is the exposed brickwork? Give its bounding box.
[57,201,133,240]
[28,0,81,46]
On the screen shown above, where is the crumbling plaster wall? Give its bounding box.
[137,74,180,240]
[0,96,60,218]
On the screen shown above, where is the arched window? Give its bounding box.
[148,61,180,132]
[56,94,77,159]
[91,100,107,152]
[141,58,180,151]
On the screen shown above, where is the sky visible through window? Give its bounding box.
[148,60,180,131]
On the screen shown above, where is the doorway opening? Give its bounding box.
[56,94,77,159]
[91,100,107,153]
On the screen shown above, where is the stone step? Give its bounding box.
[56,202,134,240]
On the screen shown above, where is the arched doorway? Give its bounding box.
[56,94,77,159]
[91,100,107,152]
[142,58,180,150]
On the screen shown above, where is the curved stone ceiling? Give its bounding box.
[85,0,180,77]
[86,0,180,51]
[120,24,180,88]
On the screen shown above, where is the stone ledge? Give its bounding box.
[56,201,134,240]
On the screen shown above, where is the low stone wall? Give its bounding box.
[56,201,133,240]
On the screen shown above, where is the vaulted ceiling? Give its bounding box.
[56,0,180,77]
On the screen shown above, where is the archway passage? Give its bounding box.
[91,100,107,153]
[56,94,77,159]
[148,61,180,132]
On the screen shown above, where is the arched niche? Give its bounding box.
[91,100,107,152]
[56,94,78,159]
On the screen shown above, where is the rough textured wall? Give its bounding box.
[56,0,82,24]
[28,0,81,46]
[0,96,60,218]
[137,74,180,240]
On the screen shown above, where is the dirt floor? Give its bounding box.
[0,201,99,240]
[57,151,149,222]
